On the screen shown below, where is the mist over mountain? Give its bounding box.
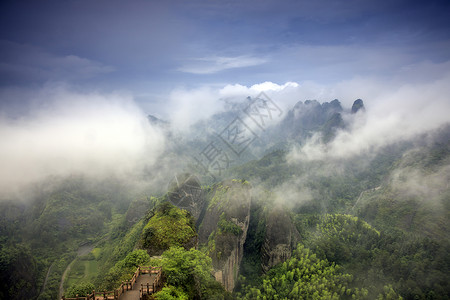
[2,0,450,298]
[1,91,449,299]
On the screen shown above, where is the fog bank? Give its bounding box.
[0,86,165,199]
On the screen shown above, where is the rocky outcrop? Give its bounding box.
[198,179,252,291]
[351,99,365,114]
[167,173,205,222]
[261,207,301,273]
[323,99,344,118]
[278,99,344,141]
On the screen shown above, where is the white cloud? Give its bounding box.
[178,55,267,74]
[163,56,450,154]
[249,81,299,91]
[218,81,299,97]
[288,69,450,162]
[165,86,224,130]
[390,163,450,204]
[0,86,165,198]
[165,81,299,130]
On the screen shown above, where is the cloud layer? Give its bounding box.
[164,59,450,150]
[0,86,165,199]
[288,70,450,162]
[1,59,449,200]
[178,55,267,74]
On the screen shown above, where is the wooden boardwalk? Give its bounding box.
[119,273,154,300]
[61,266,162,300]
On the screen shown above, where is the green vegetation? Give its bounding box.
[140,202,197,253]
[307,214,380,264]
[292,213,449,299]
[208,184,230,210]
[89,216,148,291]
[155,285,189,300]
[238,197,267,287]
[65,282,94,298]
[217,213,243,236]
[0,176,144,300]
[1,121,449,299]
[101,249,150,290]
[0,243,39,300]
[238,244,369,299]
[156,246,228,300]
[65,250,100,290]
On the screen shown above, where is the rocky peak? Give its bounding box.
[198,179,252,291]
[322,99,343,118]
[351,99,365,114]
[167,173,204,222]
[278,99,345,142]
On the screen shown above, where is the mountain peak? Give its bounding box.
[351,99,365,114]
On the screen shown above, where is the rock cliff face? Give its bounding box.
[198,180,252,291]
[261,208,301,273]
[167,178,301,291]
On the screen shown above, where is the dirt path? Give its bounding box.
[38,261,54,298]
[58,243,95,299]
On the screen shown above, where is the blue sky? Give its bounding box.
[1,0,449,114]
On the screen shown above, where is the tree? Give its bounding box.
[66,282,95,298]
[118,249,150,269]
[155,286,189,300]
[141,203,197,254]
[102,249,150,290]
[238,244,364,300]
[158,246,226,299]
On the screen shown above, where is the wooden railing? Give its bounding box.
[139,266,162,300]
[61,266,162,300]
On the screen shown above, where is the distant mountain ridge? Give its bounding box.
[5,96,450,300]
[152,98,366,180]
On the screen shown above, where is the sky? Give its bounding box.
[1,0,450,198]
[1,0,449,114]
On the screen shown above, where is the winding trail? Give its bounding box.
[58,244,95,299]
[38,262,54,298]
[351,186,381,212]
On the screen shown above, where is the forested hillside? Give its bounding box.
[1,99,449,300]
